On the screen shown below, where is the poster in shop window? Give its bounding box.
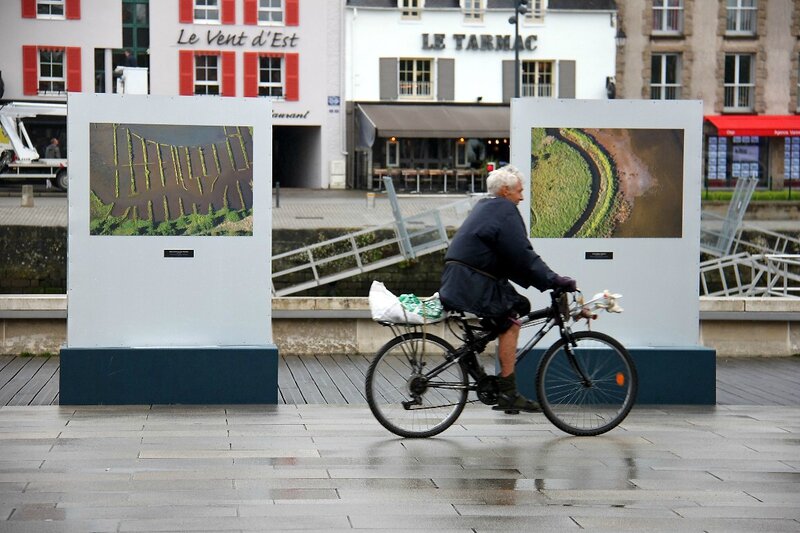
[528,127,683,238]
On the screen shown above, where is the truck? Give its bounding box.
[0,102,68,190]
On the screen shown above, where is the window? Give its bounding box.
[37,0,64,18]
[462,0,482,23]
[23,46,79,95]
[726,0,757,34]
[194,55,219,95]
[651,53,681,99]
[784,137,800,181]
[39,50,65,94]
[194,0,219,23]
[525,0,546,24]
[386,138,399,167]
[724,53,754,111]
[258,0,283,24]
[258,56,283,98]
[521,61,553,97]
[243,52,298,100]
[398,59,432,99]
[652,0,683,34]
[455,139,468,167]
[399,0,422,20]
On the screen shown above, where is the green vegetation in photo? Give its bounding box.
[529,129,592,237]
[561,128,622,238]
[89,191,252,237]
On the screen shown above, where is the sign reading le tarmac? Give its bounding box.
[422,33,538,52]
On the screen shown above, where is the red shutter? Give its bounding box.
[243,0,257,25]
[179,50,194,95]
[221,0,235,24]
[221,51,235,96]
[66,47,81,92]
[243,52,259,97]
[285,53,298,101]
[65,0,81,19]
[179,0,193,23]
[22,46,38,95]
[285,0,299,26]
[21,0,36,18]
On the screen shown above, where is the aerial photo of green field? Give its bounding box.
[89,123,254,236]
[529,127,683,238]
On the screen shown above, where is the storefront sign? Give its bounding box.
[273,110,310,119]
[422,33,537,52]
[177,29,299,48]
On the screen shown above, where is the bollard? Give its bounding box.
[20,185,34,208]
[366,192,376,209]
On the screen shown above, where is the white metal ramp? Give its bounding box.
[700,177,800,297]
[271,177,479,296]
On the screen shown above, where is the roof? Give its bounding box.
[705,115,800,137]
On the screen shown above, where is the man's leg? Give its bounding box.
[497,323,520,377]
[494,322,539,412]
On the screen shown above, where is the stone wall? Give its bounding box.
[0,226,66,294]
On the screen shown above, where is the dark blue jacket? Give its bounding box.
[439,196,557,317]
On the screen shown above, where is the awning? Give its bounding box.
[357,103,510,139]
[705,115,800,137]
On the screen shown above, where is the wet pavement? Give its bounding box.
[0,403,798,531]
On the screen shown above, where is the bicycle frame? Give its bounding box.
[415,290,581,389]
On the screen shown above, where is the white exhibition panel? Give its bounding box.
[510,99,703,347]
[67,94,272,348]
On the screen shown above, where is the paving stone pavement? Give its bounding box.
[0,403,798,531]
[0,189,476,230]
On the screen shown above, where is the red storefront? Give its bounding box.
[704,115,800,188]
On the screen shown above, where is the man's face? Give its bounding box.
[500,178,523,205]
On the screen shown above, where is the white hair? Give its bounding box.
[486,165,523,196]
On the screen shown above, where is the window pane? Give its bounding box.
[137,28,149,48]
[738,55,751,82]
[651,55,663,82]
[724,55,736,82]
[665,55,678,83]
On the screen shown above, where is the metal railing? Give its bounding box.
[271,177,480,296]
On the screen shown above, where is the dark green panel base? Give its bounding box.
[515,345,716,405]
[59,345,279,405]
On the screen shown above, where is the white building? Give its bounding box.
[345,0,618,189]
[149,0,346,188]
[1,0,346,189]
[0,0,122,152]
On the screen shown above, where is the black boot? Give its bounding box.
[492,372,540,414]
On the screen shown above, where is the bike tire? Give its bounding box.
[536,331,637,436]
[365,332,467,438]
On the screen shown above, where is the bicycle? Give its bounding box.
[365,289,637,438]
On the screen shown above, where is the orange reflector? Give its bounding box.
[616,372,625,386]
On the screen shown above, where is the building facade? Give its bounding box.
[1,0,347,189]
[150,0,346,188]
[345,0,618,190]
[0,0,122,152]
[616,0,800,189]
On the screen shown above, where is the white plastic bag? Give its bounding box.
[369,281,444,324]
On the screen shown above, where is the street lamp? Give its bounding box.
[508,0,528,99]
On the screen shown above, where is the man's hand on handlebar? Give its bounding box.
[553,275,577,293]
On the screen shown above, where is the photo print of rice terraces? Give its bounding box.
[530,128,683,238]
[89,123,254,236]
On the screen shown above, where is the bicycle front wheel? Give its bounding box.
[365,332,467,438]
[536,331,637,436]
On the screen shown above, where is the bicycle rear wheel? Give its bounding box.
[365,332,467,438]
[536,331,637,436]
